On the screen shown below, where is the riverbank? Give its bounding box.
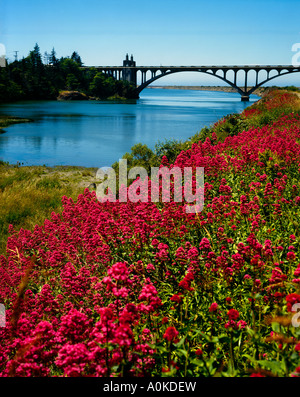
[0,115,33,133]
[57,90,129,101]
[148,85,282,97]
[57,87,266,101]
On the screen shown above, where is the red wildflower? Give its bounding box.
[170,294,183,303]
[209,302,219,312]
[237,320,247,329]
[250,373,266,377]
[199,237,211,250]
[163,326,179,343]
[286,293,300,312]
[227,309,239,320]
[287,251,296,261]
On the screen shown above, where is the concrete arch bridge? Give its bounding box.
[83,54,300,101]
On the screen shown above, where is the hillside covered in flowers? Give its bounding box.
[0,89,300,377]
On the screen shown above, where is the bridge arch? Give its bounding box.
[246,68,297,95]
[83,60,300,101]
[134,67,300,100]
[135,69,245,96]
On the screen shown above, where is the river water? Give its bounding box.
[0,88,259,168]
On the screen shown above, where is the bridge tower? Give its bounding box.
[122,54,137,86]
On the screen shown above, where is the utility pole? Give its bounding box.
[14,51,19,61]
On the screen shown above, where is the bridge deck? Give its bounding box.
[82,65,300,70]
[79,64,300,101]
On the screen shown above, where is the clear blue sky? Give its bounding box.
[1,0,300,85]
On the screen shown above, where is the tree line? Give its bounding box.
[0,44,137,102]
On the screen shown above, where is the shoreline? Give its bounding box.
[0,115,33,134]
[147,85,268,96]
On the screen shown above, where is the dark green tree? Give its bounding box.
[28,43,43,69]
[49,47,59,66]
[71,51,83,66]
[66,74,80,90]
[89,72,116,98]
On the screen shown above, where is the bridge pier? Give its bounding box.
[241,95,250,102]
[122,54,137,86]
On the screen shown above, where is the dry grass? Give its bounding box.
[0,163,98,255]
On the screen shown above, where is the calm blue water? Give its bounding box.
[0,88,259,168]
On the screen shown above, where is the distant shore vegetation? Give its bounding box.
[0,44,137,103]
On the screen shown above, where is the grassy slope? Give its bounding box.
[0,165,98,255]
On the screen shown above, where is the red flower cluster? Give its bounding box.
[163,326,179,343]
[286,293,300,312]
[227,309,240,320]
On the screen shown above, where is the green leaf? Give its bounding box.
[174,336,186,348]
[177,348,188,358]
[256,360,285,374]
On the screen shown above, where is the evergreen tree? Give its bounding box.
[29,43,43,69]
[49,48,58,66]
[71,51,83,66]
